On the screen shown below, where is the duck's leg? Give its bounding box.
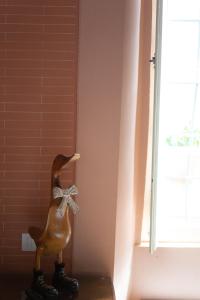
[52,250,79,293]
[35,247,43,270]
[57,250,63,264]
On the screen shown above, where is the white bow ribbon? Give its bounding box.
[53,185,79,215]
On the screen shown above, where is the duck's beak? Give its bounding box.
[70,153,80,162]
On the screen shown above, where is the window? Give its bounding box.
[142,0,200,250]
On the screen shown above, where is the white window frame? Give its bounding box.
[149,0,200,252]
[150,0,163,253]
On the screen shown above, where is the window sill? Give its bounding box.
[136,242,200,248]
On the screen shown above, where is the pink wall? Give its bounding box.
[73,0,124,276]
[74,0,143,298]
[74,1,200,300]
[113,0,141,299]
[132,247,200,300]
[130,1,200,299]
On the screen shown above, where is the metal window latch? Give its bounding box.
[149,56,156,65]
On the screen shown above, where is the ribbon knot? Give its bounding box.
[53,185,79,215]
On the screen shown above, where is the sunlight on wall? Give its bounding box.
[113,0,141,299]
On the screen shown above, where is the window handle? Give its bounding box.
[149,56,156,65]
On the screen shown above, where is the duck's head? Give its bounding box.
[52,153,80,177]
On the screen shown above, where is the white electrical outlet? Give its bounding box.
[22,233,36,251]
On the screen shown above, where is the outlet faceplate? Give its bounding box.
[21,233,36,251]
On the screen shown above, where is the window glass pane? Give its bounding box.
[159,84,195,137]
[188,181,200,217]
[157,179,186,217]
[188,151,200,178]
[193,86,200,129]
[155,0,200,242]
[164,22,199,82]
[168,0,200,20]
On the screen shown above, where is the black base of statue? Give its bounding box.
[25,288,44,300]
[25,288,78,300]
[1,274,114,299]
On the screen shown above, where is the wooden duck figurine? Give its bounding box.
[26,153,80,300]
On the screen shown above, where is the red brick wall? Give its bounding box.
[0,0,79,275]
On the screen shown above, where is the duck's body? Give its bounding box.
[27,153,80,300]
[29,153,80,268]
[36,205,71,255]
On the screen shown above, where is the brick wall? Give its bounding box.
[0,0,79,275]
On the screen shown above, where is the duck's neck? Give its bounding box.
[51,176,62,188]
